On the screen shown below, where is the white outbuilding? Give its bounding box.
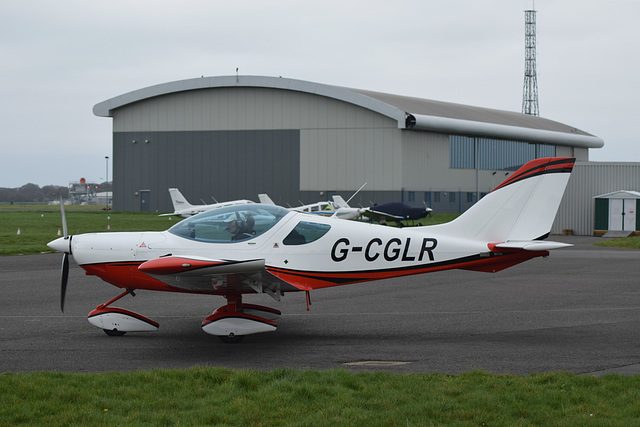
[593,190,640,236]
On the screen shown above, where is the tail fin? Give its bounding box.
[168,188,194,211]
[332,195,349,208]
[432,157,575,243]
[258,194,275,205]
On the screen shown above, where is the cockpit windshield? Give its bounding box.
[168,204,291,243]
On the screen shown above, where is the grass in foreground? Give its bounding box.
[1,368,639,425]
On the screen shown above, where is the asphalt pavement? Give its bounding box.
[1,235,639,376]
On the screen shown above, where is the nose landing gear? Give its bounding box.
[87,289,159,336]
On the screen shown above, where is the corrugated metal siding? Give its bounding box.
[112,88,385,132]
[552,162,640,235]
[402,131,450,189]
[112,130,299,212]
[300,126,400,192]
[449,135,555,170]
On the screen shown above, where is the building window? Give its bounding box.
[450,136,555,170]
[408,191,415,203]
[433,192,441,203]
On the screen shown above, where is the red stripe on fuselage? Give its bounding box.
[266,251,547,290]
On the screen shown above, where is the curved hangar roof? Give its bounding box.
[94,75,603,149]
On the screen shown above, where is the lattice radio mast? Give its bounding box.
[522,8,539,116]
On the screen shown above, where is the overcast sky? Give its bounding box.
[1,0,638,188]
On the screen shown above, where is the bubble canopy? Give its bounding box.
[168,204,291,243]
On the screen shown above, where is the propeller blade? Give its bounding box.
[61,252,69,312]
[59,197,68,239]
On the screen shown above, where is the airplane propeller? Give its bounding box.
[60,252,69,312]
[50,193,72,312]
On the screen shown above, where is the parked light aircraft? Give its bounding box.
[258,193,364,220]
[362,202,433,226]
[160,188,254,217]
[49,158,575,343]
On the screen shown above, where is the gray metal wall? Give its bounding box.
[113,130,299,212]
[552,162,640,236]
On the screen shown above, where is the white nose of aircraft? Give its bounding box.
[48,236,70,253]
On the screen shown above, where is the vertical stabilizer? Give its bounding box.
[168,188,194,212]
[258,194,276,205]
[431,158,575,243]
[332,195,349,208]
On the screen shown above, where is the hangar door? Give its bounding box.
[609,199,636,231]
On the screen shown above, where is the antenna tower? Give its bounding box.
[522,8,539,116]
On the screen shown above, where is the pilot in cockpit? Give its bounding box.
[226,212,255,241]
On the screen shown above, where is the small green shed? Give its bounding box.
[593,190,640,236]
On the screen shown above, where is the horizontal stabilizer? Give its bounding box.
[491,241,573,252]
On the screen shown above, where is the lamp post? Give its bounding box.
[105,156,109,210]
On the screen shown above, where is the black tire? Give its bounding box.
[104,329,126,336]
[219,334,244,343]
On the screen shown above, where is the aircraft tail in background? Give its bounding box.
[331,195,349,208]
[258,194,276,205]
[168,188,194,212]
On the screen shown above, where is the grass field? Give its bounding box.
[594,235,640,249]
[0,207,179,256]
[1,368,640,425]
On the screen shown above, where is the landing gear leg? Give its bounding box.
[219,294,244,344]
[202,293,279,342]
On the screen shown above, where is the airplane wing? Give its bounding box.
[138,255,301,296]
[360,208,404,222]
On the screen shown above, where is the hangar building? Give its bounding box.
[94,75,604,217]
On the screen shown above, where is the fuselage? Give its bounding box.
[53,203,542,295]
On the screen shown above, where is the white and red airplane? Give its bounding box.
[48,157,575,343]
